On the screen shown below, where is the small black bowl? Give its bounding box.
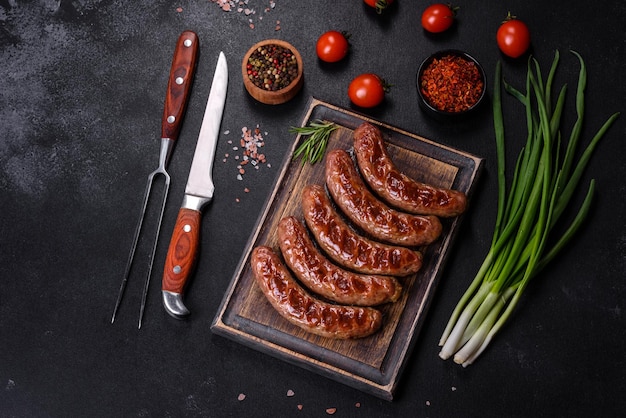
[416,49,486,121]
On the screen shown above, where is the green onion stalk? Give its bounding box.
[438,51,620,367]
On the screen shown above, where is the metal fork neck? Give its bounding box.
[159,137,176,169]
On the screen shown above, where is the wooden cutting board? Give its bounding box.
[211,98,483,400]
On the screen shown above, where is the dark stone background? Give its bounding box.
[1,0,624,416]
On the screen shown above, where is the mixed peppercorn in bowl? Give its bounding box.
[242,39,304,105]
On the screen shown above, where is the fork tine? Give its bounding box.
[111,175,156,323]
[138,171,171,329]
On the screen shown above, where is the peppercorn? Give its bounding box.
[420,54,484,113]
[246,44,298,92]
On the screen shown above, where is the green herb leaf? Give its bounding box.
[289,120,338,165]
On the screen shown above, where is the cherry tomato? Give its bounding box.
[316,31,350,63]
[348,74,388,108]
[363,0,394,14]
[496,13,531,58]
[421,4,457,33]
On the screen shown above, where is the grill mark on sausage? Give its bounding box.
[302,184,423,277]
[250,246,383,339]
[278,216,402,306]
[353,122,468,217]
[325,149,442,246]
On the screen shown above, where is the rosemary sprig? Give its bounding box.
[290,120,338,165]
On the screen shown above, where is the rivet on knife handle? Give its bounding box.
[161,30,199,142]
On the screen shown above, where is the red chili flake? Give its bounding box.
[420,54,484,113]
[326,408,337,415]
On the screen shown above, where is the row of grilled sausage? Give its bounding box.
[250,122,468,339]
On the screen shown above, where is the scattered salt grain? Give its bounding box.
[237,393,246,401]
[326,408,337,415]
[355,402,361,408]
[211,0,280,30]
[297,404,303,410]
[223,124,271,202]
[286,389,295,397]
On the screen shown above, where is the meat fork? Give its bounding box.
[111,31,199,328]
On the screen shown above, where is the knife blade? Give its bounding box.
[161,51,228,319]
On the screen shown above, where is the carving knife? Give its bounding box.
[161,51,228,319]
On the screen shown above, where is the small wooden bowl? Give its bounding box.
[242,39,304,105]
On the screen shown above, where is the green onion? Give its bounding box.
[438,51,620,367]
[290,120,338,165]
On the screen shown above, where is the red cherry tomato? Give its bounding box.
[348,74,388,108]
[316,31,350,63]
[421,4,457,33]
[496,13,531,58]
[363,0,394,14]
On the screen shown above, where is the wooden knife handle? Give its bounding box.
[161,30,199,141]
[162,208,201,294]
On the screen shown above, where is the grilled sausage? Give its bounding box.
[302,184,423,277]
[250,246,383,339]
[325,149,442,246]
[278,216,402,306]
[353,122,467,217]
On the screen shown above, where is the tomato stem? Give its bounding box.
[380,77,393,93]
[375,0,390,14]
[503,11,517,23]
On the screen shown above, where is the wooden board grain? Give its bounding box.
[211,98,483,400]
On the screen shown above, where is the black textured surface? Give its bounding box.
[1,1,625,416]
